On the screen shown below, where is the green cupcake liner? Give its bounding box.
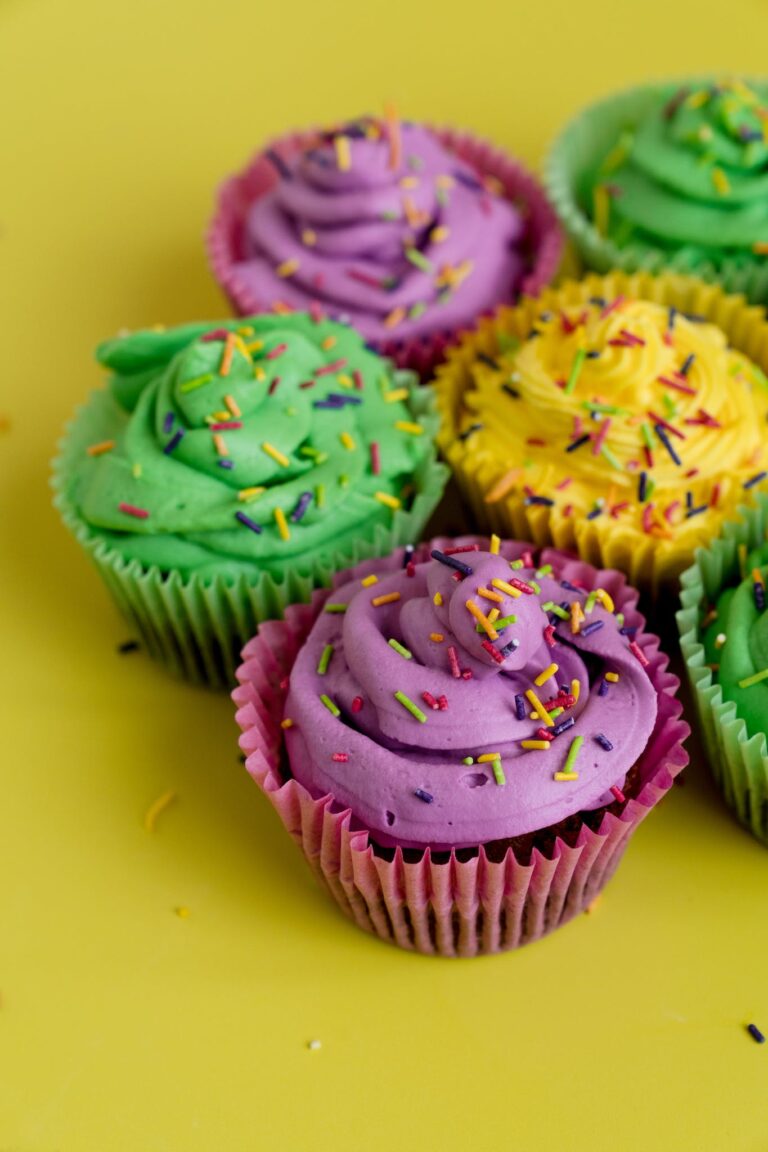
[545,76,768,306]
[677,494,768,843]
[52,379,449,690]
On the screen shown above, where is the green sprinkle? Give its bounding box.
[315,483,326,509]
[510,559,524,570]
[394,690,427,723]
[179,372,213,393]
[581,401,628,416]
[494,614,518,629]
[601,445,623,471]
[324,603,347,614]
[497,334,521,354]
[738,668,768,689]
[316,644,334,675]
[564,347,587,395]
[640,422,654,451]
[492,758,506,786]
[549,707,564,719]
[646,478,656,502]
[616,612,625,627]
[662,393,677,418]
[388,638,412,660]
[535,565,553,577]
[381,210,400,221]
[462,757,475,766]
[338,474,350,488]
[529,580,541,594]
[546,603,569,620]
[585,591,598,614]
[436,187,448,208]
[563,734,584,775]
[320,693,340,717]
[405,247,433,274]
[408,302,427,320]
[301,446,329,464]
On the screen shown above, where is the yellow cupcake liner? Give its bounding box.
[434,270,768,599]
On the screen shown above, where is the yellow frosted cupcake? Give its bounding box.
[435,272,768,596]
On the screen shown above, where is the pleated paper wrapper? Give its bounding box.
[233,536,688,957]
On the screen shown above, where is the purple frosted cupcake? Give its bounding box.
[208,114,563,376]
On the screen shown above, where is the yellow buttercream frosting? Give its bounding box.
[436,273,768,593]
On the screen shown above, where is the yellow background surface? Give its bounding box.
[3,2,768,1148]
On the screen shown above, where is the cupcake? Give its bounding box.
[53,313,448,687]
[233,537,688,956]
[435,271,768,598]
[678,494,768,844]
[208,112,563,378]
[547,76,768,303]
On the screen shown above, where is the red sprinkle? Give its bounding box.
[544,624,557,647]
[315,358,348,377]
[527,438,547,447]
[535,728,554,742]
[268,377,281,395]
[406,561,416,577]
[521,551,534,568]
[309,301,324,324]
[444,544,481,554]
[119,502,149,519]
[422,691,439,710]
[265,343,288,360]
[448,646,461,678]
[629,640,649,667]
[331,752,349,763]
[298,380,316,389]
[510,577,535,594]
[601,295,624,318]
[556,476,573,491]
[201,328,230,342]
[541,692,575,711]
[370,442,381,476]
[643,446,654,469]
[461,669,473,680]
[351,696,364,712]
[352,370,364,390]
[658,374,696,395]
[279,676,290,691]
[710,483,721,508]
[437,695,448,711]
[209,421,242,431]
[610,785,625,803]
[481,639,504,665]
[647,411,686,440]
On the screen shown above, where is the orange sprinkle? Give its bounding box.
[477,587,504,604]
[86,439,115,456]
[430,632,444,642]
[321,336,337,351]
[384,102,402,170]
[384,307,407,330]
[484,468,523,504]
[465,599,499,640]
[372,591,401,607]
[213,433,228,457]
[219,333,235,377]
[276,258,300,278]
[224,394,241,418]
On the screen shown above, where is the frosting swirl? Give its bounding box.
[448,295,768,579]
[703,542,768,741]
[591,79,768,262]
[284,547,657,849]
[66,314,440,578]
[233,117,524,343]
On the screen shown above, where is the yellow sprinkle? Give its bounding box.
[433,592,443,606]
[384,306,407,329]
[207,410,230,423]
[281,718,294,729]
[394,420,423,435]
[361,574,379,587]
[491,578,522,598]
[232,333,251,361]
[554,772,579,782]
[375,491,401,510]
[571,678,581,703]
[144,790,176,833]
[430,225,450,244]
[274,507,290,541]
[372,591,401,607]
[534,663,559,687]
[593,588,615,613]
[485,468,523,504]
[712,167,731,196]
[384,388,410,403]
[466,600,499,640]
[738,543,748,579]
[337,374,353,389]
[132,462,142,479]
[237,325,255,337]
[400,175,420,189]
[430,632,444,642]
[86,439,115,456]
[302,229,317,246]
[246,339,264,353]
[490,533,501,555]
[254,366,266,382]
[277,258,300,278]
[335,135,351,170]
[525,689,554,728]
[487,608,500,624]
[262,441,290,467]
[213,433,228,457]
[593,184,610,236]
[521,740,551,751]
[238,486,266,502]
[340,431,356,451]
[686,88,710,109]
[224,394,242,418]
[477,587,504,604]
[315,484,325,509]
[175,906,191,918]
[477,752,503,763]
[570,601,584,634]
[321,335,337,351]
[605,672,619,683]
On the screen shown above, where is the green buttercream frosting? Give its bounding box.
[63,314,441,579]
[703,542,768,740]
[590,78,768,263]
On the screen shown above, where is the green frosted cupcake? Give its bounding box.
[677,494,768,843]
[547,76,768,303]
[53,314,448,687]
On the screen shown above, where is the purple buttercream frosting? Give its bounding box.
[233,118,525,343]
[284,549,658,850]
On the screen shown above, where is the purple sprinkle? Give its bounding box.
[217,459,234,469]
[265,148,293,179]
[502,383,520,399]
[235,510,262,534]
[163,411,174,434]
[638,471,648,502]
[566,434,591,453]
[414,788,434,804]
[686,505,708,519]
[586,507,603,520]
[452,168,484,191]
[561,580,580,592]
[515,694,526,721]
[686,491,694,510]
[526,495,555,507]
[291,491,313,523]
[755,583,766,611]
[654,424,682,466]
[500,638,520,658]
[313,399,344,409]
[744,471,768,490]
[668,306,677,330]
[680,353,695,376]
[552,716,575,737]
[459,422,483,441]
[431,549,473,577]
[163,428,184,455]
[402,544,415,568]
[598,679,609,697]
[747,1023,766,1044]
[619,626,638,636]
[326,393,363,406]
[595,733,614,751]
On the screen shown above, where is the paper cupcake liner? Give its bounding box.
[233,536,688,957]
[207,125,563,380]
[435,270,768,600]
[545,76,768,305]
[51,384,449,690]
[677,495,768,843]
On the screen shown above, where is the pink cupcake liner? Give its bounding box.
[207,128,564,380]
[232,537,688,957]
